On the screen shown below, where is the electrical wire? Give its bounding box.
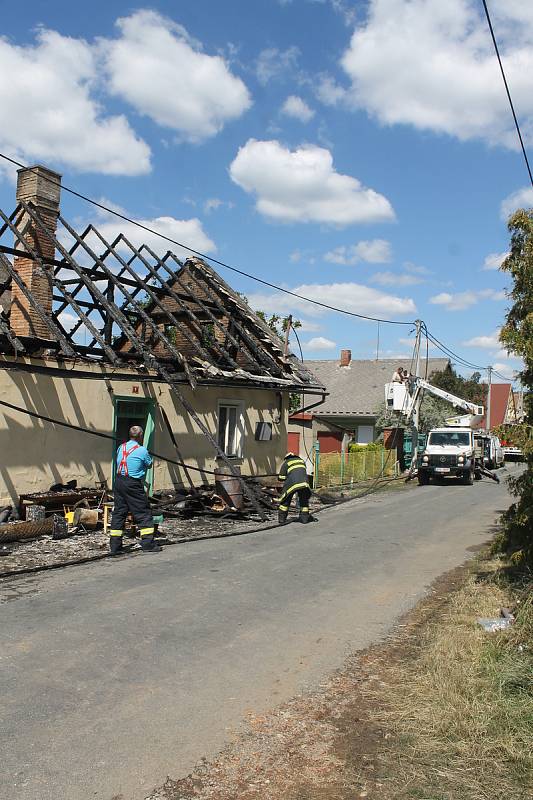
[424,329,489,372]
[481,0,533,187]
[0,398,278,479]
[0,151,413,327]
[0,154,516,385]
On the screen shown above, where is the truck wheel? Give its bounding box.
[418,472,430,486]
[462,470,474,486]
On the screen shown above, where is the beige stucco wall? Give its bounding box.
[0,356,289,505]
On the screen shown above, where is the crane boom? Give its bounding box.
[385,378,484,427]
[411,378,484,417]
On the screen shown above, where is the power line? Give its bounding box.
[481,0,533,187]
[425,329,488,372]
[0,152,518,375]
[0,151,413,327]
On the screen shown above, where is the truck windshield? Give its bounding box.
[428,432,471,447]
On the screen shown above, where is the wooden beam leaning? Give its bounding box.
[86,227,217,369]
[140,244,246,371]
[52,212,209,389]
[194,260,288,363]
[155,360,268,521]
[56,221,266,517]
[19,202,157,369]
[2,205,123,363]
[117,237,241,372]
[109,234,225,365]
[173,255,285,379]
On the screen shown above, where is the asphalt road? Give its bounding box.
[0,467,519,800]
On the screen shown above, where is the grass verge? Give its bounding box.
[363,556,533,799]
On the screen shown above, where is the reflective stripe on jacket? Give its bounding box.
[278,455,309,496]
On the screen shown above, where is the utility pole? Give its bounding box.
[410,319,423,473]
[283,314,292,359]
[487,365,493,431]
[376,321,380,361]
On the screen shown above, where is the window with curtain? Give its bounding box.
[217,402,243,457]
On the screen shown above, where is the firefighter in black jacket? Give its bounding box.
[277,452,311,524]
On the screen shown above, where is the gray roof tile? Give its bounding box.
[304,358,450,417]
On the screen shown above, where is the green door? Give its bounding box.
[112,397,155,494]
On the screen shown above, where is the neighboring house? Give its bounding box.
[479,383,524,429]
[288,350,450,455]
[0,165,325,504]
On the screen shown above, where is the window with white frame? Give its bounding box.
[357,425,374,445]
[217,402,243,458]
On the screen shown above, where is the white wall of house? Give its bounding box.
[0,356,289,504]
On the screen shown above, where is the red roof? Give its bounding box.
[480,383,512,428]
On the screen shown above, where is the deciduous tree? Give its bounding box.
[496,209,533,564]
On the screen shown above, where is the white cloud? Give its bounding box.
[493,362,521,380]
[229,139,395,225]
[305,336,336,350]
[0,28,150,175]
[315,74,348,107]
[491,349,523,367]
[298,319,322,333]
[82,212,216,260]
[404,261,431,275]
[338,0,533,149]
[281,95,315,123]
[58,311,79,332]
[500,186,533,219]
[430,288,506,311]
[279,0,357,25]
[203,197,234,214]
[104,10,251,143]
[255,46,300,85]
[371,271,423,286]
[247,281,415,319]
[463,331,501,349]
[325,238,392,265]
[482,251,509,270]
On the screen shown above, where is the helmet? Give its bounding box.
[285,451,295,458]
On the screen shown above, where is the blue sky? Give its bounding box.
[1,0,531,382]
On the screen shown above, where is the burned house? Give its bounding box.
[0,165,325,507]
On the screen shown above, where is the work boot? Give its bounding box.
[278,510,288,525]
[299,511,310,524]
[109,537,123,555]
[141,544,162,554]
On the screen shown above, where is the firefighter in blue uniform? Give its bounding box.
[277,452,311,524]
[109,425,161,554]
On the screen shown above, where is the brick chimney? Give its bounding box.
[10,165,61,339]
[340,349,351,367]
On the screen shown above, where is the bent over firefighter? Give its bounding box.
[277,452,312,525]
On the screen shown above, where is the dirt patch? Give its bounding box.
[144,563,475,800]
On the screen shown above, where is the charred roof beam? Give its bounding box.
[180,257,286,379]
[109,233,237,370]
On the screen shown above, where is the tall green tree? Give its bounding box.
[497,209,533,564]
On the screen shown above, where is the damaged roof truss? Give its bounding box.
[0,201,322,393]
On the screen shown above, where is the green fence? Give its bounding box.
[314,447,396,489]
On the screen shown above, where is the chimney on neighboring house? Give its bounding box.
[10,165,61,339]
[340,348,351,367]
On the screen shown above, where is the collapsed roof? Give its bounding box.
[0,185,323,394]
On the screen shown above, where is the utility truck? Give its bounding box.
[385,377,485,486]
